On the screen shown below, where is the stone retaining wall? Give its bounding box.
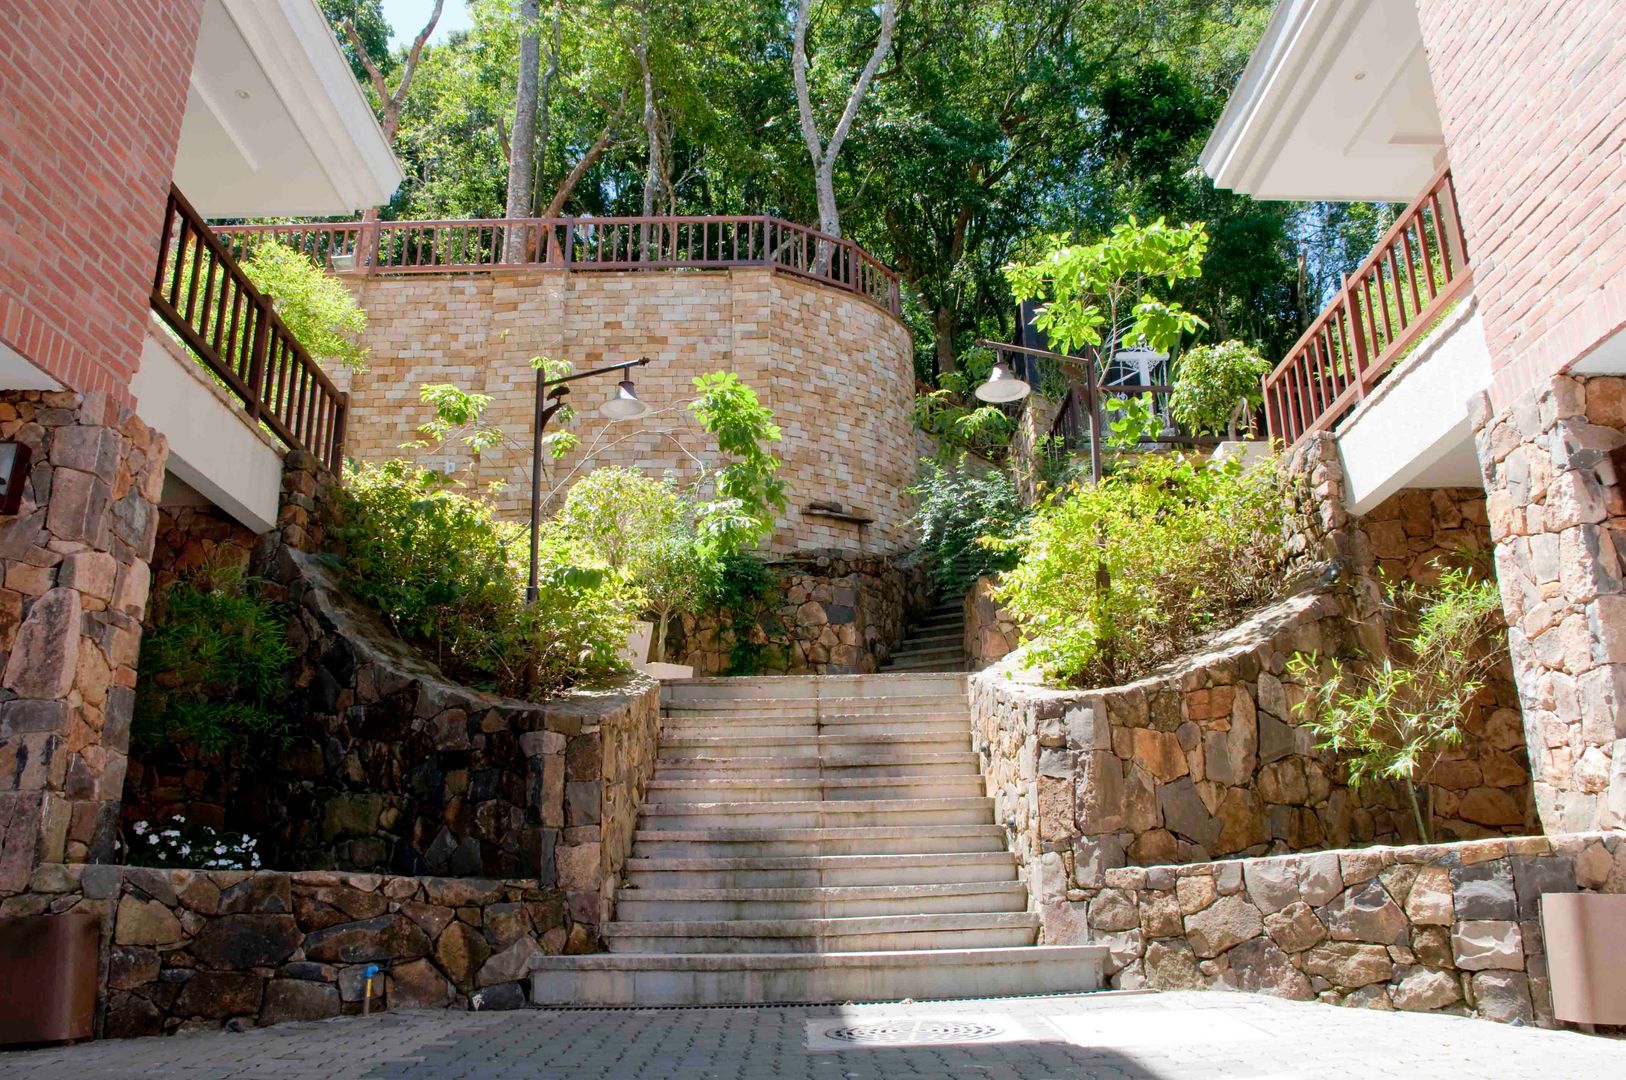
[964,576,1017,669]
[668,551,929,675]
[1054,831,1624,1026]
[4,863,586,1036]
[973,589,1534,924]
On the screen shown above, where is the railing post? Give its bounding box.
[246,292,272,421]
[1344,273,1369,397]
[331,391,350,474]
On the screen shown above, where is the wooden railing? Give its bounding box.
[1264,165,1472,447]
[214,215,905,317]
[151,186,348,473]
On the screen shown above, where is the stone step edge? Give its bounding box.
[642,797,992,815]
[614,882,1023,902]
[653,752,978,768]
[657,733,971,748]
[624,852,1013,872]
[633,825,1005,842]
[599,911,1039,938]
[645,776,981,790]
[530,945,1107,972]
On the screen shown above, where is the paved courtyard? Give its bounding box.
[6,991,1623,1080]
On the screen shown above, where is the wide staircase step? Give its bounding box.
[530,673,1104,1006]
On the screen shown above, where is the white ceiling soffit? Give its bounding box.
[173,0,403,219]
[0,340,64,393]
[1200,0,1444,203]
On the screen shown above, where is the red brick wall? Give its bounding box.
[1415,0,1626,410]
[0,0,204,402]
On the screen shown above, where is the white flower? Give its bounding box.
[214,845,226,855]
[173,816,186,824]
[133,821,149,836]
[148,835,160,845]
[179,845,191,857]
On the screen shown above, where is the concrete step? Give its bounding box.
[663,674,967,704]
[656,732,971,761]
[612,881,1029,921]
[882,660,970,674]
[663,696,966,718]
[623,851,1015,890]
[652,751,980,780]
[529,946,1106,1006]
[601,911,1039,954]
[631,824,1009,859]
[644,775,986,805]
[660,715,969,739]
[639,797,995,831]
[886,646,965,665]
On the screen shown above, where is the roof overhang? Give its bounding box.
[1200,0,1444,202]
[173,0,403,219]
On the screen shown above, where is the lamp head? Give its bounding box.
[974,361,1032,404]
[600,377,652,420]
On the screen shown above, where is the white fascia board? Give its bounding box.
[1201,0,1367,198]
[219,0,403,215]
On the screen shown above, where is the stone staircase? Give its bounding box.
[530,674,1104,1006]
[880,597,968,673]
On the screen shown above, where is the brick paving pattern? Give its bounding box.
[7,991,1624,1079]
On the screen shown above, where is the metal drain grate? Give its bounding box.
[824,1020,1006,1045]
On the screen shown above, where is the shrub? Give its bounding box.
[1169,340,1272,436]
[242,241,369,373]
[1289,564,1505,842]
[121,817,262,871]
[993,452,1289,686]
[906,455,1028,595]
[331,459,637,696]
[706,552,779,675]
[132,567,292,756]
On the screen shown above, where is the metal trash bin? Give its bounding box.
[0,912,100,1044]
[1542,893,1626,1026]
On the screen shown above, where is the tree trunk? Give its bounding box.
[504,0,542,263]
[637,1,661,260]
[933,305,958,375]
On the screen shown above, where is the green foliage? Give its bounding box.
[1169,339,1272,437]
[1290,565,1505,842]
[1006,218,1210,365]
[558,466,717,661]
[242,242,369,373]
[913,351,1019,457]
[906,455,1027,595]
[1102,392,1162,449]
[133,569,292,756]
[412,383,504,457]
[705,552,779,675]
[992,453,1289,686]
[687,372,787,556]
[332,459,638,696]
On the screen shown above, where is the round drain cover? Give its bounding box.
[825,1021,1004,1044]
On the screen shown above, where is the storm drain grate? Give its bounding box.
[824,1020,1005,1044]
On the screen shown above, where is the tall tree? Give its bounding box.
[504,0,542,257]
[343,0,445,219]
[791,0,897,240]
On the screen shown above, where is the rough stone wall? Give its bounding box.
[667,552,929,675]
[149,502,257,596]
[1473,373,1626,834]
[1054,831,1625,1026]
[972,588,1534,932]
[964,576,1018,669]
[4,864,590,1036]
[0,1,203,401]
[336,268,917,555]
[0,390,168,892]
[1009,394,1063,503]
[1414,0,1626,407]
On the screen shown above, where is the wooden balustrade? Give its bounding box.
[151,185,348,473]
[214,214,904,317]
[1263,165,1473,448]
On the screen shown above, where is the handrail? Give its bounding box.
[151,185,348,473]
[214,214,905,318]
[1263,164,1472,448]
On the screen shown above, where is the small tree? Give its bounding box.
[241,242,370,373]
[1169,339,1272,437]
[1006,218,1210,448]
[687,371,786,555]
[1289,565,1506,842]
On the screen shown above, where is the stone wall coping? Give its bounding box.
[971,589,1340,705]
[1338,294,1481,431]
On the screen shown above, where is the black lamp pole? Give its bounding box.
[527,357,651,602]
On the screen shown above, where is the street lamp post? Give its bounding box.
[526,356,654,602]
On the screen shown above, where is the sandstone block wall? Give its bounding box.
[964,575,1018,669]
[973,589,1532,933]
[1474,373,1626,834]
[1053,831,1625,1026]
[0,390,168,891]
[336,268,918,555]
[4,864,588,1036]
[668,552,929,675]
